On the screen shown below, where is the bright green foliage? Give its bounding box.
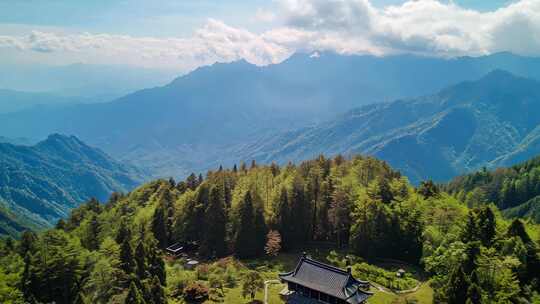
[20,230,86,304]
[446,156,540,220]
[0,155,539,303]
[125,281,145,304]
[241,270,264,300]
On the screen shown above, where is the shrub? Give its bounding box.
[183,282,209,303]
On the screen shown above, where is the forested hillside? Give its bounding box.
[0,134,144,236]
[445,155,540,223]
[0,155,538,303]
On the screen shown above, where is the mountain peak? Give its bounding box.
[42,133,83,146]
[482,69,518,81]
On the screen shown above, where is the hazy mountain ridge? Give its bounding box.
[0,63,178,100]
[245,70,540,184]
[3,53,540,179]
[0,134,145,236]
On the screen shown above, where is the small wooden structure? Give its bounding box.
[165,241,199,257]
[279,254,372,304]
[166,243,184,256]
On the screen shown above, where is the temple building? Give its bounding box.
[279,254,373,304]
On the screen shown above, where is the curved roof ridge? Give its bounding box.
[302,256,350,276]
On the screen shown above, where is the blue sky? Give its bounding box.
[0,0,515,36]
[0,0,536,70]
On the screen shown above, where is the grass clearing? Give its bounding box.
[166,251,433,304]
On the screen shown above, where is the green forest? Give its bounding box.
[446,155,540,222]
[0,155,539,303]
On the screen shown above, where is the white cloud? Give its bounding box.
[0,19,292,70]
[0,0,539,70]
[276,0,540,57]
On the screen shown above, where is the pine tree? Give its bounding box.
[135,241,147,280]
[120,238,135,274]
[125,281,145,304]
[186,173,198,190]
[276,187,290,249]
[21,253,35,302]
[446,266,469,304]
[253,198,268,256]
[507,219,532,244]
[151,203,168,248]
[18,230,37,257]
[418,180,440,199]
[148,249,166,285]
[289,178,309,246]
[56,219,67,230]
[463,241,481,275]
[462,211,479,243]
[168,177,176,187]
[115,220,131,245]
[150,275,166,304]
[87,197,102,214]
[85,214,101,250]
[201,186,227,257]
[477,206,496,247]
[235,191,257,258]
[466,271,482,304]
[198,174,204,185]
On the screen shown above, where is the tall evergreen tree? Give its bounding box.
[289,178,309,246]
[477,207,496,247]
[115,220,131,245]
[18,230,37,257]
[151,203,168,249]
[235,191,257,258]
[253,197,268,256]
[119,238,135,274]
[150,275,166,304]
[507,219,532,244]
[84,214,101,250]
[446,266,469,304]
[135,241,147,279]
[201,185,227,257]
[149,251,166,286]
[125,281,145,304]
[276,187,291,250]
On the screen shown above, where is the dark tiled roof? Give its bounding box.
[279,256,372,303]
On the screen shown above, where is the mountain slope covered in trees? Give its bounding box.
[2,53,540,178]
[0,134,145,236]
[246,70,540,184]
[0,154,538,303]
[445,155,540,223]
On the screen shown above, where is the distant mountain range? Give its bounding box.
[0,89,96,114]
[0,63,178,101]
[248,70,540,184]
[0,134,145,236]
[2,52,540,180]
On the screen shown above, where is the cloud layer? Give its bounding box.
[1,0,539,70]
